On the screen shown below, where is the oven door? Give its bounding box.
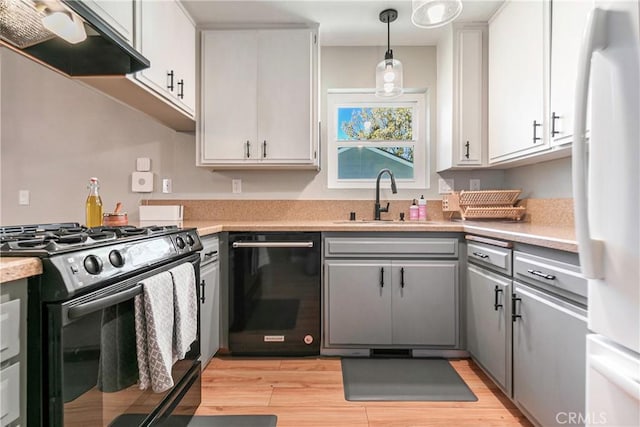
[44,255,201,427]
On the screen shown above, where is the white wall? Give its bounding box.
[0,45,567,226]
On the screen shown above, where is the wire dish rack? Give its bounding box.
[442,190,526,221]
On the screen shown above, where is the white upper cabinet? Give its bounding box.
[82,0,133,45]
[549,0,593,146]
[488,0,549,164]
[134,0,196,116]
[199,28,319,169]
[201,30,259,161]
[437,24,487,171]
[488,0,594,166]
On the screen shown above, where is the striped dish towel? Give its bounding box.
[134,271,175,393]
[169,262,198,361]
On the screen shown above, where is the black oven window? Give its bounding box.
[60,299,162,426]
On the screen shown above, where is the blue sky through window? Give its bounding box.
[337,107,361,140]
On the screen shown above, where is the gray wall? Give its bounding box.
[503,157,573,199]
[0,45,570,225]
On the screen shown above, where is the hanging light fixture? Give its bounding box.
[375,9,403,98]
[411,0,463,29]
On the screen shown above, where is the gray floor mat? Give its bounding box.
[341,358,478,402]
[185,415,278,427]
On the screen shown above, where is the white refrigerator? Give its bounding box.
[573,1,640,426]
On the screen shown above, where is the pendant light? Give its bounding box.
[375,9,403,98]
[411,0,463,29]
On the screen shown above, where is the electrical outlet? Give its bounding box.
[438,179,454,194]
[18,190,30,205]
[232,179,242,194]
[162,178,172,193]
[470,179,481,191]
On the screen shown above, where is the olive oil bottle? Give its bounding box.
[85,177,103,227]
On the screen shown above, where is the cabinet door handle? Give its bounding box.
[464,141,470,159]
[400,267,405,289]
[245,140,251,158]
[527,269,556,280]
[533,120,542,143]
[512,294,522,322]
[551,112,560,137]
[380,267,384,288]
[472,252,489,259]
[263,140,267,158]
[200,279,206,303]
[177,79,184,99]
[167,70,174,91]
[494,286,503,311]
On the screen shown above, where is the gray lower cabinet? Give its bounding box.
[200,236,220,368]
[512,282,587,427]
[326,260,391,345]
[466,264,511,392]
[326,259,458,347]
[1,278,28,427]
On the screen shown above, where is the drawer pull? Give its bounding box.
[473,252,489,259]
[380,267,384,288]
[512,294,522,322]
[527,269,556,280]
[400,267,405,289]
[494,286,503,311]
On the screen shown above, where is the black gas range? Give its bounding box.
[1,223,204,427]
[0,223,202,301]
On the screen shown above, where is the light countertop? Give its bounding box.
[0,257,42,284]
[0,219,577,283]
[182,219,578,252]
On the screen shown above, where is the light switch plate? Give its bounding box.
[132,172,154,192]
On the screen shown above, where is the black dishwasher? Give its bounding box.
[228,232,321,355]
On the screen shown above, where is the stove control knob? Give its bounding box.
[109,250,125,268]
[84,255,103,275]
[176,236,186,249]
[186,234,195,246]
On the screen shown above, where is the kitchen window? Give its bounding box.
[327,91,428,189]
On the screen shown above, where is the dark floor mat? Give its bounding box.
[341,358,477,401]
[110,414,277,427]
[186,415,278,427]
[244,299,299,330]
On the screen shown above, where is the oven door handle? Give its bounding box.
[232,241,314,248]
[68,284,143,320]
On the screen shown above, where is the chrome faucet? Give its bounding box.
[374,168,398,220]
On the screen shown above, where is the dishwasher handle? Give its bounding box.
[232,241,314,248]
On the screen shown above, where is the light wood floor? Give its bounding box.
[196,356,533,427]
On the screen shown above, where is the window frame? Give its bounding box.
[327,90,429,189]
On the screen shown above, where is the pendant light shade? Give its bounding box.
[411,0,463,29]
[376,9,403,98]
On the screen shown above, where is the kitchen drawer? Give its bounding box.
[513,251,587,299]
[0,362,20,426]
[467,241,512,275]
[0,299,20,362]
[324,238,458,258]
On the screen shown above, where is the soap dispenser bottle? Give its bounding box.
[418,195,427,221]
[409,199,419,221]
